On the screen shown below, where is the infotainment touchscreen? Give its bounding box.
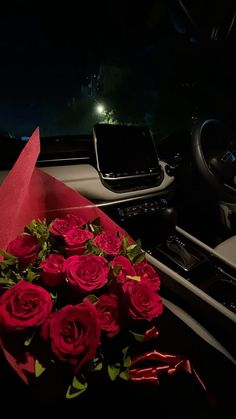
[93,123,159,177]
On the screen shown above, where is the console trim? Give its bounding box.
[146,252,236,323]
[101,172,161,181]
[162,297,235,364]
[176,225,236,270]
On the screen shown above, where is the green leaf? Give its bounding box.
[0,277,16,287]
[0,249,17,262]
[0,250,17,267]
[113,264,121,277]
[108,365,120,381]
[50,292,57,302]
[129,330,145,342]
[122,347,131,368]
[127,244,138,251]
[122,347,129,358]
[121,236,129,254]
[93,362,103,371]
[66,377,88,399]
[37,242,52,261]
[132,252,146,264]
[114,362,121,368]
[126,275,141,282]
[91,354,104,371]
[24,332,35,347]
[83,294,99,304]
[85,241,103,256]
[72,376,86,390]
[35,359,46,377]
[127,239,141,252]
[26,268,40,282]
[123,356,131,368]
[0,259,17,267]
[126,240,143,262]
[119,369,129,381]
[26,219,50,241]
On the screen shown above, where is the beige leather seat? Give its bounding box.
[214,236,236,266]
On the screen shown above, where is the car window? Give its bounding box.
[0,0,235,139]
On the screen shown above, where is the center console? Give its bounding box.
[92,123,236,358]
[110,198,236,316]
[101,196,236,357]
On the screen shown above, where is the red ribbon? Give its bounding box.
[129,350,206,391]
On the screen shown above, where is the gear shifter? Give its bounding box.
[156,207,200,271]
[166,234,200,270]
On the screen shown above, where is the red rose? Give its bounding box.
[0,281,52,332]
[50,214,85,237]
[41,301,100,373]
[7,234,39,267]
[96,293,121,337]
[65,228,93,255]
[134,261,161,291]
[39,254,65,287]
[122,279,163,321]
[111,255,136,283]
[64,254,109,293]
[93,231,122,256]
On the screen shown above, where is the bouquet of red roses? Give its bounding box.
[0,210,164,397]
[0,128,166,398]
[0,129,203,401]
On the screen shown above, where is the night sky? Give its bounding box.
[0,0,235,138]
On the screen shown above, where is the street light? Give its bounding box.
[96,104,105,115]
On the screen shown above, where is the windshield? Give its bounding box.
[1,1,235,138]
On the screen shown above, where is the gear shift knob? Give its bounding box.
[157,206,178,240]
[157,207,200,270]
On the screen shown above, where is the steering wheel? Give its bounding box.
[192,118,236,203]
[168,0,236,45]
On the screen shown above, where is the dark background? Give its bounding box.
[0,0,236,138]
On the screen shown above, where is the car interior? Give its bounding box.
[0,1,235,414]
[1,118,235,362]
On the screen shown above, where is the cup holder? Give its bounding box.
[205,279,236,314]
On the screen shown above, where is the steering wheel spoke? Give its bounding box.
[192,118,236,203]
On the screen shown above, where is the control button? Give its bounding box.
[118,208,125,216]
[173,153,182,166]
[105,172,115,178]
[160,198,168,208]
[165,165,175,177]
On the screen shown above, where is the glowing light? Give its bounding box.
[96,104,105,114]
